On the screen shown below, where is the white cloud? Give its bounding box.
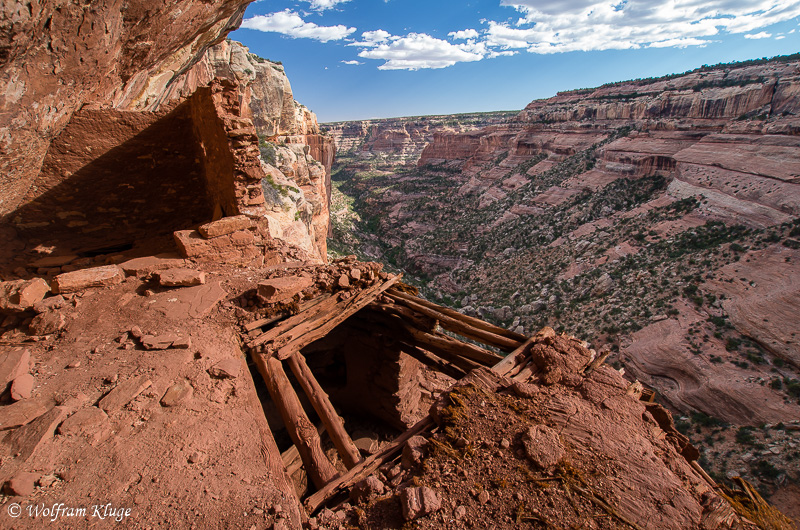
[744,31,773,38]
[241,10,356,42]
[351,29,395,47]
[355,32,485,70]
[776,34,787,38]
[341,59,363,65]
[485,0,800,54]
[301,0,350,11]
[649,37,710,48]
[449,29,480,40]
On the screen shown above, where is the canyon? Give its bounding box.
[328,55,800,518]
[0,0,796,527]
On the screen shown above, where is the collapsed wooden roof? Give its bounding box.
[237,273,620,516]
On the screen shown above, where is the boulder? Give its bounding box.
[3,407,67,462]
[141,334,180,350]
[156,269,206,287]
[0,399,49,431]
[160,381,193,407]
[0,278,50,313]
[0,348,30,393]
[198,215,251,238]
[10,373,35,401]
[402,435,429,469]
[208,358,241,379]
[52,265,123,294]
[257,276,313,303]
[4,472,39,496]
[28,311,66,335]
[522,425,565,470]
[350,476,385,504]
[58,407,112,445]
[400,486,441,521]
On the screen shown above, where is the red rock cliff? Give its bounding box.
[0,0,255,216]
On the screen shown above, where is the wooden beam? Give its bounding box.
[287,352,362,469]
[273,275,402,359]
[245,296,337,333]
[368,301,438,332]
[493,336,535,376]
[512,362,536,382]
[405,326,501,366]
[399,342,468,380]
[282,422,326,475]
[387,288,527,343]
[407,336,483,373]
[241,355,306,524]
[582,350,610,376]
[386,293,522,352]
[304,415,436,514]
[254,355,339,490]
[249,295,341,347]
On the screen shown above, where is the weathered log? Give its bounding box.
[399,342,467,380]
[691,460,718,488]
[254,355,339,489]
[582,350,610,376]
[304,415,436,514]
[492,336,535,376]
[246,293,336,333]
[282,423,327,475]
[387,288,527,342]
[386,293,521,351]
[273,275,402,359]
[287,352,362,469]
[249,295,341,347]
[512,362,536,382]
[368,301,438,332]
[407,337,483,373]
[241,355,306,524]
[404,326,501,366]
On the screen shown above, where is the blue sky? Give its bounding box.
[229,1,800,122]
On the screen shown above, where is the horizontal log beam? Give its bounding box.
[387,288,527,343]
[399,342,468,380]
[386,293,521,352]
[273,275,402,359]
[244,314,286,333]
[249,295,341,347]
[405,327,501,367]
[493,336,535,376]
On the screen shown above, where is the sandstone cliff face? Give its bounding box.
[1,23,333,263]
[327,112,516,169]
[419,60,800,230]
[0,0,254,216]
[192,40,334,259]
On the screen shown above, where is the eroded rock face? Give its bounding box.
[417,60,800,230]
[194,40,333,259]
[328,113,515,169]
[0,0,254,216]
